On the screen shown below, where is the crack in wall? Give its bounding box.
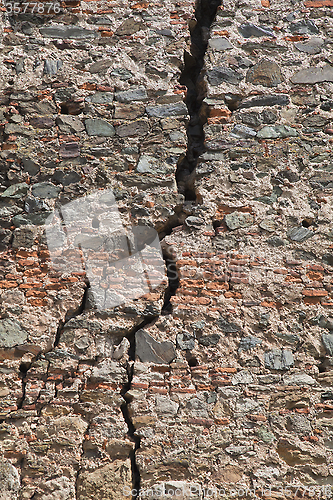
[177,0,222,201]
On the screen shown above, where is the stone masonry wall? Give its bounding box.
[0,0,333,498]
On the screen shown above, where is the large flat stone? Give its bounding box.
[246,59,283,87]
[146,102,188,118]
[238,23,275,38]
[85,119,115,137]
[257,125,298,139]
[136,330,176,364]
[40,25,96,39]
[207,67,244,86]
[239,94,290,108]
[291,65,333,84]
[208,37,233,50]
[264,349,294,370]
[0,318,28,347]
[295,37,324,55]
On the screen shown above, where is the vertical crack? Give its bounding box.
[177,0,222,200]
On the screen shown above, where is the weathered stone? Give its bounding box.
[208,37,233,50]
[31,182,61,199]
[283,372,317,385]
[115,18,144,36]
[77,460,132,500]
[310,173,333,189]
[225,211,254,230]
[177,333,195,350]
[198,334,220,346]
[240,94,290,109]
[287,414,312,435]
[289,20,319,35]
[257,125,298,139]
[0,319,28,347]
[115,87,148,103]
[241,111,262,128]
[85,119,115,137]
[22,158,40,176]
[291,65,333,84]
[136,330,176,364]
[264,349,294,370]
[295,37,324,55]
[136,155,172,175]
[88,60,113,74]
[60,142,80,158]
[155,395,179,415]
[40,25,96,39]
[302,115,329,128]
[230,124,257,138]
[0,183,28,199]
[238,24,275,38]
[16,58,25,74]
[322,334,333,356]
[56,116,84,134]
[232,370,254,385]
[287,227,314,242]
[257,426,274,443]
[238,336,262,352]
[12,227,36,248]
[246,59,283,87]
[259,219,277,232]
[146,102,188,118]
[116,120,149,137]
[43,59,63,75]
[85,92,114,104]
[207,67,244,86]
[114,103,145,120]
[217,318,241,333]
[12,212,53,227]
[0,459,20,499]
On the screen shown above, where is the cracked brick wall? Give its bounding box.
[0,0,333,499]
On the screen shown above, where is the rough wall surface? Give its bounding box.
[0,0,333,498]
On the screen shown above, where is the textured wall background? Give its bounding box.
[0,0,333,498]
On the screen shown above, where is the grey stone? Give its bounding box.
[231,370,254,385]
[208,37,233,51]
[302,115,329,128]
[322,334,333,356]
[259,313,270,329]
[283,372,316,385]
[241,111,262,128]
[85,119,115,137]
[0,183,28,199]
[275,332,300,344]
[40,25,96,39]
[115,87,148,103]
[136,330,176,364]
[259,218,277,232]
[155,395,178,416]
[198,334,221,346]
[230,124,257,139]
[246,59,283,87]
[291,65,333,84]
[262,109,278,124]
[287,414,312,435]
[116,120,149,137]
[257,125,298,139]
[207,67,243,86]
[217,318,241,334]
[146,102,188,118]
[289,20,319,35]
[256,186,282,205]
[264,349,294,370]
[110,68,133,80]
[56,116,84,134]
[238,23,275,38]
[22,158,40,176]
[295,37,324,55]
[213,235,238,251]
[310,173,333,189]
[239,94,290,108]
[323,254,333,267]
[238,336,262,352]
[287,227,314,242]
[257,426,274,443]
[74,235,104,250]
[12,227,36,248]
[85,92,114,104]
[0,319,28,347]
[225,211,254,230]
[177,333,195,350]
[12,212,53,227]
[136,156,172,175]
[43,59,63,75]
[31,182,61,199]
[16,58,25,74]
[185,216,205,228]
[88,60,112,74]
[0,459,20,499]
[115,18,143,36]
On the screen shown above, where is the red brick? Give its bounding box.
[188,418,214,426]
[215,417,230,425]
[304,0,333,6]
[302,289,328,297]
